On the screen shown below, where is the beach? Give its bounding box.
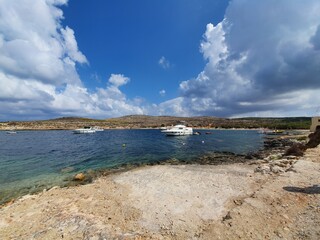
[0,137,319,239]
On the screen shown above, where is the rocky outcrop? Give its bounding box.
[283,128,320,157]
[284,143,306,156]
[306,128,320,148]
[254,159,297,175]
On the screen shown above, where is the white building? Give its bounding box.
[310,116,320,132]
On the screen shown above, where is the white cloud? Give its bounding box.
[157,97,190,116]
[108,74,130,87]
[158,56,171,69]
[161,0,320,117]
[61,26,88,64]
[159,89,166,97]
[0,0,144,120]
[0,0,85,86]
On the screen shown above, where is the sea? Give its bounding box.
[0,129,264,204]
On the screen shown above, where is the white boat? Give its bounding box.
[265,129,285,135]
[161,124,193,136]
[6,130,17,134]
[93,126,104,132]
[73,126,96,134]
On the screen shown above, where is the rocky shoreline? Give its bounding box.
[1,132,319,239]
[0,131,300,206]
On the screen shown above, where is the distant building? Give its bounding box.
[310,116,320,132]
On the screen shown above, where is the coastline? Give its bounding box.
[0,115,311,131]
[1,133,319,239]
[0,128,266,205]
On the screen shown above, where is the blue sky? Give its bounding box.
[61,0,229,103]
[1,0,320,120]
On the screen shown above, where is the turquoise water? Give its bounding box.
[0,129,264,204]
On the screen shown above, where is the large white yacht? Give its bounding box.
[161,124,193,136]
[73,126,96,134]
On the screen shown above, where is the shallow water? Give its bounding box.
[0,129,264,204]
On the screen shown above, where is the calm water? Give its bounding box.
[0,129,264,204]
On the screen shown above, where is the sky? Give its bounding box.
[1,0,320,120]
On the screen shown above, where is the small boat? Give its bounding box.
[265,129,285,135]
[93,126,104,132]
[6,130,17,134]
[193,131,201,135]
[73,126,96,134]
[161,124,193,136]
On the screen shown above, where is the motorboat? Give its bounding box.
[6,130,17,134]
[73,126,96,134]
[161,124,193,136]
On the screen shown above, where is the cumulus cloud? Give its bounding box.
[0,0,144,120]
[61,26,88,64]
[108,74,130,87]
[161,0,320,117]
[158,56,171,69]
[89,74,143,116]
[0,0,85,86]
[159,89,166,97]
[157,97,189,116]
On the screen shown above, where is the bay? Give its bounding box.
[0,129,264,204]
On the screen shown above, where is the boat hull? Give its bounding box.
[164,131,193,136]
[73,128,96,134]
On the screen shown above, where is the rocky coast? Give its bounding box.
[0,133,319,239]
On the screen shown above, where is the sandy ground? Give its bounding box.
[0,147,319,239]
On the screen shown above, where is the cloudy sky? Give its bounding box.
[1,0,320,120]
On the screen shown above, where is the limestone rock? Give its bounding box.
[74,173,86,181]
[254,164,271,174]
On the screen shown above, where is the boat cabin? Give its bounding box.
[310,116,320,132]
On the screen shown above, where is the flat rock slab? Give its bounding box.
[113,164,257,235]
